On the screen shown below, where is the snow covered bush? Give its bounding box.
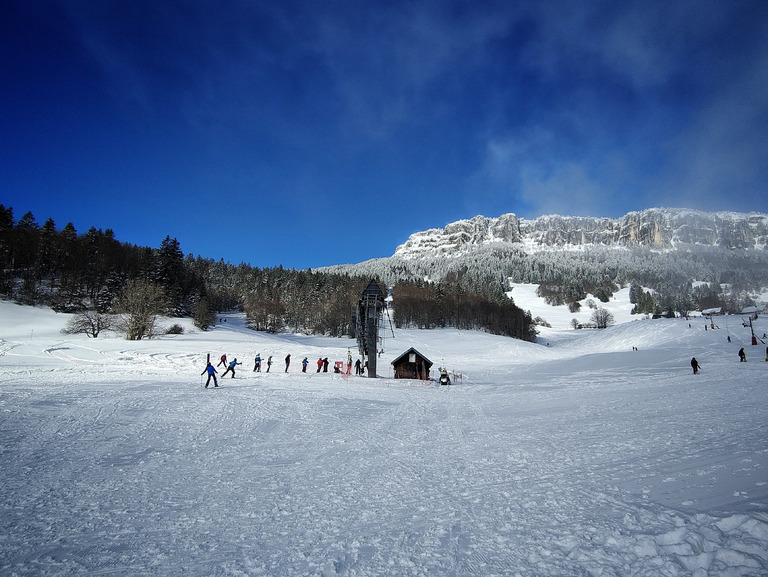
[165,324,184,335]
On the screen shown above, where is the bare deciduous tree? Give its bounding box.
[113,278,168,340]
[591,307,615,329]
[61,310,114,338]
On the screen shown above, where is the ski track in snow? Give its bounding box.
[0,301,767,576]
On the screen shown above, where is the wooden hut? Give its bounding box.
[391,347,433,380]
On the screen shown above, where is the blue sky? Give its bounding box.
[3,1,768,269]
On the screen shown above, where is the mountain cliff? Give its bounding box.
[320,207,768,315]
[394,208,768,256]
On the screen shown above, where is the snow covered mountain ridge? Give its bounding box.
[395,208,768,257]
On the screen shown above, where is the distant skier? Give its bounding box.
[217,354,227,368]
[317,357,323,373]
[322,357,329,372]
[222,358,241,378]
[690,357,700,375]
[302,357,308,372]
[354,358,362,375]
[285,354,291,373]
[738,348,746,362]
[266,356,272,372]
[254,353,261,372]
[201,362,218,388]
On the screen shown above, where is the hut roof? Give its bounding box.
[391,347,433,368]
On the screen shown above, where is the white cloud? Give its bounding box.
[520,163,606,217]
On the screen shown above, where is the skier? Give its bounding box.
[738,348,747,362]
[285,354,291,373]
[347,350,352,375]
[354,358,362,375]
[322,357,329,372]
[302,357,308,372]
[317,357,323,373]
[266,356,272,372]
[217,354,227,368]
[690,357,700,375]
[253,353,261,372]
[222,358,242,378]
[201,362,218,388]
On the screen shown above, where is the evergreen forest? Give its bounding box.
[0,205,535,341]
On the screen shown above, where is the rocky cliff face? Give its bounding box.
[394,209,768,256]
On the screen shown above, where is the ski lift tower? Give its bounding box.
[356,280,386,378]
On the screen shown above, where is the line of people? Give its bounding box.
[203,351,366,387]
[315,354,367,375]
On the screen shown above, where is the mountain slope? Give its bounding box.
[321,208,768,315]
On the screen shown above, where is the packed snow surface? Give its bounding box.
[1,295,767,576]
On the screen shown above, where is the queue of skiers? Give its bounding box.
[203,351,368,386]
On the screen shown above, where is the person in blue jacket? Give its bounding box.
[201,362,218,388]
[222,358,242,378]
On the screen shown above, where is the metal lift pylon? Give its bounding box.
[356,280,386,378]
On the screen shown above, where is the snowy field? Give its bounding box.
[1,288,767,576]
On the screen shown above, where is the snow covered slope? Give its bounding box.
[507,283,637,329]
[1,301,767,576]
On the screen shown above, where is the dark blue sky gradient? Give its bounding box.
[3,1,768,268]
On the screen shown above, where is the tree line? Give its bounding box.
[392,280,535,340]
[0,205,534,341]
